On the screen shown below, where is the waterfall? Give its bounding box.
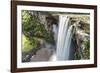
[62,25,74,60]
[57,15,75,60]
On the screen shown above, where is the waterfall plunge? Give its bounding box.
[57,15,74,60]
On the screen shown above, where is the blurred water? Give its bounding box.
[57,15,74,60]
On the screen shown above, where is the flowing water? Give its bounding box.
[56,15,75,60]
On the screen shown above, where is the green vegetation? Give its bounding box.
[83,40,90,59]
[22,34,33,52]
[74,39,90,60]
[22,10,54,52]
[74,50,81,60]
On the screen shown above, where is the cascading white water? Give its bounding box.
[62,25,74,60]
[57,15,74,60]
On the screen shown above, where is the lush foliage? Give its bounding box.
[22,34,33,52]
[22,10,54,52]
